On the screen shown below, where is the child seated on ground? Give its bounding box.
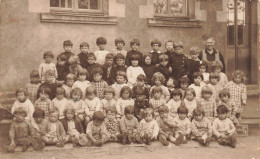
[142,54,156,85]
[212,105,236,148]
[72,68,91,99]
[94,37,110,65]
[25,70,41,104]
[111,37,127,57]
[199,61,209,84]
[12,88,34,122]
[218,89,239,125]
[62,73,76,99]
[183,88,197,120]
[137,108,159,145]
[132,74,150,99]
[102,53,114,85]
[78,42,89,69]
[225,70,247,120]
[126,54,145,87]
[56,54,69,86]
[134,88,150,121]
[157,105,176,146]
[68,55,82,76]
[104,108,121,142]
[191,108,212,146]
[150,72,170,102]
[172,106,191,146]
[38,70,57,100]
[100,87,117,115]
[155,54,172,81]
[6,108,33,153]
[126,39,143,66]
[42,107,67,147]
[39,51,58,83]
[212,61,228,88]
[110,53,127,84]
[119,106,139,144]
[188,72,206,101]
[198,86,217,122]
[166,89,183,118]
[84,86,101,127]
[34,87,53,118]
[149,39,162,65]
[91,67,108,99]
[68,88,86,122]
[116,86,134,119]
[31,109,48,139]
[86,111,108,146]
[60,108,87,147]
[149,86,166,118]
[51,87,68,119]
[111,71,128,100]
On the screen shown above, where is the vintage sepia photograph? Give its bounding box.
[0,0,259,158]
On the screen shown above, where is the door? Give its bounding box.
[227,0,251,83]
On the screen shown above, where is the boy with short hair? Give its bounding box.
[60,40,75,67]
[125,39,143,66]
[102,53,114,85]
[56,54,69,86]
[149,39,162,65]
[78,42,90,69]
[91,67,108,99]
[189,46,200,82]
[94,37,110,65]
[111,37,127,57]
[85,53,100,77]
[110,53,127,84]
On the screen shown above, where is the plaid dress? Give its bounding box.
[149,98,166,117]
[91,80,108,99]
[198,98,217,122]
[25,83,41,104]
[225,81,247,113]
[34,98,53,117]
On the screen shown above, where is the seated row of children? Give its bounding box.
[7,101,236,153]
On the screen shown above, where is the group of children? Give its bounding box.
[6,37,247,152]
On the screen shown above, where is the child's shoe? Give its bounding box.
[205,137,211,147]
[126,137,132,144]
[122,132,128,145]
[174,134,184,146]
[142,134,148,144]
[135,135,143,144]
[56,139,65,147]
[159,136,169,146]
[146,136,152,145]
[219,139,228,146]
[229,136,237,148]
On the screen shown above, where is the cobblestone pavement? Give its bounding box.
[1,136,259,159]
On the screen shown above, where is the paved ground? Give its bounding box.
[0,136,259,159]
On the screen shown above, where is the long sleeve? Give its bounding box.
[191,121,202,137]
[227,120,236,135]
[241,84,247,104]
[212,119,221,138]
[119,117,127,132]
[126,67,134,85]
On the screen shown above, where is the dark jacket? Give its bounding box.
[102,64,113,85]
[110,65,127,84]
[189,59,200,81]
[142,64,156,85]
[169,52,190,80]
[149,51,160,65]
[60,51,75,67]
[38,82,57,100]
[78,52,89,69]
[125,50,143,66]
[155,64,172,81]
[60,117,84,134]
[56,64,69,81]
[134,99,150,121]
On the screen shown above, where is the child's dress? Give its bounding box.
[11,99,35,121]
[105,118,120,141]
[191,117,212,140]
[166,99,182,118]
[51,97,69,119]
[111,83,128,100]
[207,83,223,102]
[116,98,135,118]
[72,80,91,99]
[68,99,86,117]
[149,98,166,117]
[34,98,53,118]
[126,66,145,87]
[91,80,108,99]
[94,50,110,65]
[183,98,197,119]
[188,82,206,101]
[84,97,101,118]
[198,98,217,122]
[156,116,175,139]
[100,99,117,114]
[25,82,41,104]
[62,84,73,99]
[202,72,210,83]
[39,62,58,82]
[139,119,159,139]
[173,116,191,137]
[225,81,247,113]
[119,116,139,140]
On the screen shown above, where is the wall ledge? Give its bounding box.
[41,11,118,25]
[148,16,202,28]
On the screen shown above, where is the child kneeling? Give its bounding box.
[213,105,236,148]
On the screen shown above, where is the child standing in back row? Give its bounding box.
[126,39,143,66]
[149,39,162,65]
[111,37,127,57]
[78,42,90,69]
[94,37,110,65]
[39,51,58,83]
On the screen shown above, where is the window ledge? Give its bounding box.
[41,11,117,25]
[148,16,202,28]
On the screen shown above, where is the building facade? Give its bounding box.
[0,0,259,91]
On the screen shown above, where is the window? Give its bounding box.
[153,0,187,17]
[227,0,245,45]
[50,0,102,11]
